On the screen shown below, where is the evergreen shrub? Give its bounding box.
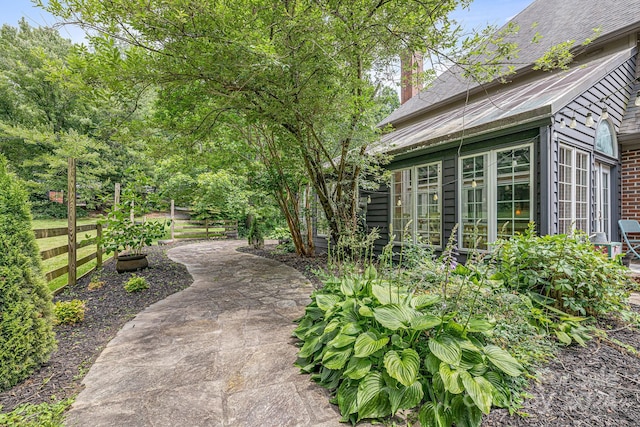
[0,156,56,391]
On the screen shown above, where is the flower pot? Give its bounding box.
[116,254,148,273]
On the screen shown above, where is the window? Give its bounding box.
[558,145,589,234]
[496,148,532,239]
[461,155,487,249]
[595,163,611,237]
[392,169,413,240]
[595,120,617,157]
[391,162,442,246]
[459,145,533,250]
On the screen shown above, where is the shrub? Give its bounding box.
[294,265,525,425]
[0,156,56,392]
[53,300,86,325]
[493,224,631,317]
[124,274,149,292]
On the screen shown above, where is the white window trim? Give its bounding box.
[390,161,443,248]
[595,163,611,238]
[458,143,534,251]
[558,144,590,235]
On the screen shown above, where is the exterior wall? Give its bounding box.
[551,55,636,239]
[621,148,640,220]
[352,128,541,257]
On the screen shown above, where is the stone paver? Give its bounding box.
[65,240,343,427]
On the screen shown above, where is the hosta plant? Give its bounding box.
[293,265,525,425]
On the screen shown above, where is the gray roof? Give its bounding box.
[381,0,640,127]
[375,48,635,155]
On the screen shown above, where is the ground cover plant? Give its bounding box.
[293,225,639,426]
[53,300,86,325]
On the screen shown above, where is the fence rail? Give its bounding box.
[172,218,238,240]
[34,223,107,293]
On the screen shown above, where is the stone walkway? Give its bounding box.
[65,240,344,427]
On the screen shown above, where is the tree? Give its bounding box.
[0,20,159,215]
[42,0,478,248]
[0,155,56,391]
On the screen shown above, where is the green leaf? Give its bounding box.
[315,294,341,312]
[460,373,493,415]
[555,330,572,345]
[356,372,390,419]
[354,332,389,358]
[418,402,448,427]
[451,395,483,427]
[337,382,359,416]
[298,335,321,358]
[483,345,524,377]
[358,305,374,317]
[439,362,463,394]
[327,333,357,349]
[372,284,408,305]
[373,304,419,331]
[411,293,441,309]
[323,318,341,334]
[322,347,352,370]
[383,349,420,386]
[465,317,495,332]
[388,380,424,415]
[343,357,372,380]
[424,352,441,375]
[429,334,462,365]
[410,314,442,331]
[340,322,362,336]
[341,277,357,296]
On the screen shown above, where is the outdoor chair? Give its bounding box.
[618,219,640,259]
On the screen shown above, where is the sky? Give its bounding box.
[2,0,535,43]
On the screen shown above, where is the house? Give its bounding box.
[315,0,640,257]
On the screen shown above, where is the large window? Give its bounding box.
[391,162,442,246]
[461,155,487,249]
[460,145,532,250]
[558,145,589,234]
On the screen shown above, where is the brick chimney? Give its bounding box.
[400,52,423,104]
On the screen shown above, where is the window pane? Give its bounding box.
[461,154,487,249]
[392,169,412,241]
[495,147,532,240]
[595,121,615,156]
[416,162,441,246]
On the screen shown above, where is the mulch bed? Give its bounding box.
[2,242,639,427]
[0,243,194,413]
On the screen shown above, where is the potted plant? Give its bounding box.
[99,203,167,273]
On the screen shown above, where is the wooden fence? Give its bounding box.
[168,200,238,240]
[34,223,108,293]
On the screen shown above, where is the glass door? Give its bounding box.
[595,163,611,238]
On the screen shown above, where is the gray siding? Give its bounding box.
[551,55,636,237]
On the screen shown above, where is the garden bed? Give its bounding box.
[0,243,193,413]
[244,244,640,427]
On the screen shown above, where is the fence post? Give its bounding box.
[68,157,77,287]
[96,223,103,268]
[171,199,175,240]
[205,219,209,239]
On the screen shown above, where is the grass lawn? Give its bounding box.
[32,217,170,293]
[32,218,108,293]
